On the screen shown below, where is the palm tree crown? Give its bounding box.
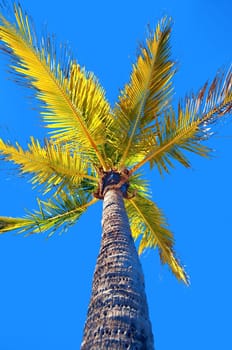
[0,3,231,289]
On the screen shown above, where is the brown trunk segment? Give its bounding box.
[81,189,154,349]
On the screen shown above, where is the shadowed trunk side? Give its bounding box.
[81,189,154,349]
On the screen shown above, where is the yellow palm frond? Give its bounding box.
[131,67,232,174]
[0,190,98,236]
[112,17,175,167]
[0,137,97,193]
[0,217,34,233]
[128,172,151,198]
[125,194,189,284]
[0,4,111,168]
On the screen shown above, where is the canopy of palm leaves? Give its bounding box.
[0,3,231,285]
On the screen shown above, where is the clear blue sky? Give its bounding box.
[0,0,231,349]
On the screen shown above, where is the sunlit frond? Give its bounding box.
[112,17,175,167]
[125,194,189,284]
[197,66,232,131]
[0,4,111,167]
[0,190,98,236]
[128,172,151,198]
[0,216,33,233]
[131,67,232,174]
[0,137,97,193]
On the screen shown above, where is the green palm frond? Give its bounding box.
[0,4,111,167]
[125,194,189,284]
[131,67,232,174]
[0,189,98,237]
[112,17,175,167]
[0,137,97,193]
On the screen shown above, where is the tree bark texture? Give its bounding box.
[81,189,154,349]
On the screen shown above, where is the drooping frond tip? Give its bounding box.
[126,194,189,285]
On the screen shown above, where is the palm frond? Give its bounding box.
[131,67,232,174]
[128,172,151,198]
[125,194,189,284]
[0,4,111,167]
[0,217,33,233]
[0,137,97,193]
[197,67,232,131]
[0,189,98,236]
[112,17,175,167]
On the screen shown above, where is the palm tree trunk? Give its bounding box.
[81,189,154,349]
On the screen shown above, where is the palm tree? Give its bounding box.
[0,3,231,349]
